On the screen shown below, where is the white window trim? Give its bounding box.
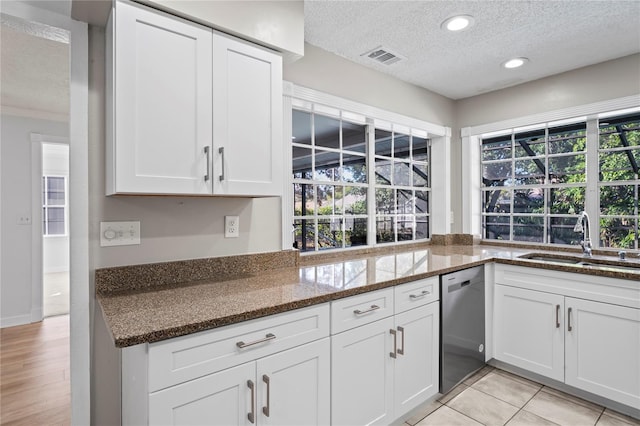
[282,82,451,252]
[42,174,69,237]
[461,94,640,247]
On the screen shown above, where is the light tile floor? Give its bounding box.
[405,366,640,426]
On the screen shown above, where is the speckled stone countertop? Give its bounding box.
[97,244,640,348]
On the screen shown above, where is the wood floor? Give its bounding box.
[0,315,70,425]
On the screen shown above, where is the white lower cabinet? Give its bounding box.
[331,317,395,426]
[394,303,439,415]
[150,338,330,426]
[493,264,640,410]
[565,297,640,408]
[331,286,439,426]
[149,362,254,425]
[494,285,565,381]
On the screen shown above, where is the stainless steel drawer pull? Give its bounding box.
[354,305,380,315]
[555,304,560,328]
[247,380,256,423]
[262,374,271,417]
[219,146,225,181]
[409,290,430,300]
[390,329,397,358]
[236,333,276,349]
[397,326,405,355]
[204,146,210,181]
[567,307,573,332]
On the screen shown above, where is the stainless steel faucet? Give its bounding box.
[573,211,592,258]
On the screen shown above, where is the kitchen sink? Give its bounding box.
[518,253,640,273]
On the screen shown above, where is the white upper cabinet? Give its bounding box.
[106,0,283,196]
[107,0,213,195]
[212,33,283,196]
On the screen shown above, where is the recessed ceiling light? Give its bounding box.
[441,15,475,32]
[502,57,529,69]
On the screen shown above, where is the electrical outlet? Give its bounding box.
[100,221,141,247]
[17,216,31,225]
[225,216,239,238]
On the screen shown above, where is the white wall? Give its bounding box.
[449,53,640,233]
[457,54,640,128]
[0,114,68,327]
[141,0,304,59]
[284,43,456,127]
[43,143,70,273]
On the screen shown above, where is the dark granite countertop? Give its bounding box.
[97,244,640,348]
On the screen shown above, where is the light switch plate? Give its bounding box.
[100,221,141,247]
[225,216,239,238]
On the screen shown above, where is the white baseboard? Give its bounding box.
[31,307,44,323]
[1,313,33,328]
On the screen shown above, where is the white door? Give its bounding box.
[331,317,395,426]
[149,362,255,425]
[494,285,565,381]
[394,303,439,417]
[112,1,213,194]
[256,338,330,426]
[565,297,640,408]
[212,33,283,196]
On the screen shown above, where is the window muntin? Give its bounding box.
[292,108,431,252]
[293,110,369,251]
[480,111,640,250]
[374,128,430,244]
[598,113,639,249]
[42,176,67,236]
[481,122,587,244]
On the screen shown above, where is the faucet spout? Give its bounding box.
[574,211,592,258]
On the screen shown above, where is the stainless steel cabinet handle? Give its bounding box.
[567,307,573,331]
[397,326,405,355]
[247,380,256,424]
[236,333,276,349]
[409,290,430,300]
[262,375,270,417]
[390,329,397,358]
[354,305,380,315]
[556,304,560,328]
[204,146,210,181]
[219,147,225,181]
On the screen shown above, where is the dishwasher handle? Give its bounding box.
[447,280,473,293]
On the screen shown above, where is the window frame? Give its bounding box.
[284,83,449,254]
[42,174,68,237]
[461,97,640,251]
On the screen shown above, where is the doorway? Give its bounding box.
[40,140,70,318]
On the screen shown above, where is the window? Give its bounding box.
[42,176,66,236]
[599,113,639,249]
[374,128,430,243]
[482,122,586,244]
[291,107,431,252]
[480,109,639,250]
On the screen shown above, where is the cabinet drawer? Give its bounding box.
[331,288,394,334]
[148,304,329,392]
[395,277,439,313]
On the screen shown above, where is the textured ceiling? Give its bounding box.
[305,0,640,100]
[0,14,69,119]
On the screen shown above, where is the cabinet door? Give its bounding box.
[494,285,564,381]
[256,338,330,426]
[394,303,439,417]
[331,317,395,426]
[111,1,212,195]
[212,33,283,196]
[565,297,640,408]
[149,362,254,426]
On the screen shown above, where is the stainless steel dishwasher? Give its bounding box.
[440,265,485,394]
